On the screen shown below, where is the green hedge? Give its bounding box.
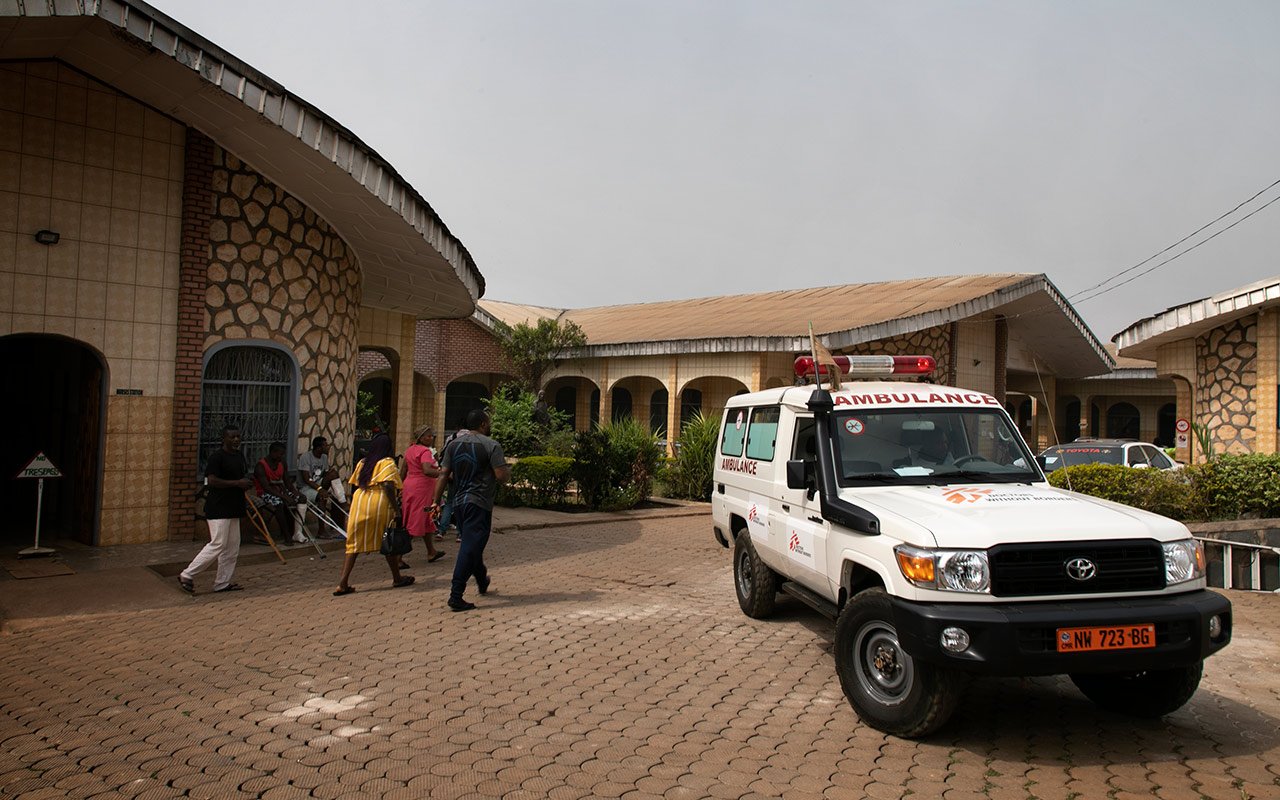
[507,456,574,508]
[1047,454,1280,521]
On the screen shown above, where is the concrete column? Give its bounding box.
[600,369,612,424]
[1029,396,1042,451]
[1173,379,1193,463]
[390,317,416,454]
[667,360,680,455]
[1257,308,1278,454]
[1078,394,1092,440]
[434,389,448,435]
[993,315,1008,404]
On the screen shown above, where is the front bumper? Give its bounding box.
[890,590,1232,676]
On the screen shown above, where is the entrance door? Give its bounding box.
[0,335,105,545]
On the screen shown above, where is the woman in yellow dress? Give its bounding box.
[333,433,415,595]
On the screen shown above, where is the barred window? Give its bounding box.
[199,345,296,477]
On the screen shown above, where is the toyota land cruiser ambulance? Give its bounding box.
[710,354,1231,737]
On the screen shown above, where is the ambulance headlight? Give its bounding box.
[1163,539,1204,585]
[894,546,991,593]
[937,551,991,593]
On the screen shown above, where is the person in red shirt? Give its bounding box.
[254,441,307,543]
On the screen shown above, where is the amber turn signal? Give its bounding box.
[896,549,935,584]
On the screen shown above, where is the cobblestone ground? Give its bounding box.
[1,516,1278,799]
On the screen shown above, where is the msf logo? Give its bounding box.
[788,532,812,558]
[748,504,762,525]
[943,487,993,504]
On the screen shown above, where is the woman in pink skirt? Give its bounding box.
[400,424,445,565]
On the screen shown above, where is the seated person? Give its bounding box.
[298,436,348,512]
[909,428,954,468]
[253,442,308,543]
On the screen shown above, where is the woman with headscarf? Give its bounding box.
[399,424,445,565]
[333,433,414,595]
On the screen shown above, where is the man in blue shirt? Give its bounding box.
[432,409,510,611]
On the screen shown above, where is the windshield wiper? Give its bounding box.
[934,469,1034,484]
[844,472,901,483]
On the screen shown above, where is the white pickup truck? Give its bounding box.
[710,355,1231,737]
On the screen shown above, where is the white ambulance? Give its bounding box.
[710,355,1231,737]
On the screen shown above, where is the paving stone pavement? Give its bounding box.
[1,514,1278,799]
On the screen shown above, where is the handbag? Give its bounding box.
[380,523,413,556]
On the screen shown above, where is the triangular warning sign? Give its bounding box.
[17,452,62,479]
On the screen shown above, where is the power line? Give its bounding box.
[1067,176,1280,300]
[1072,191,1280,306]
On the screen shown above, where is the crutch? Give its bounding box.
[288,501,327,558]
[304,495,348,539]
[243,491,287,564]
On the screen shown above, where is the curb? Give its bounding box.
[496,507,709,533]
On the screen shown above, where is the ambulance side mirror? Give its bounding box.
[786,460,808,490]
[1035,455,1048,472]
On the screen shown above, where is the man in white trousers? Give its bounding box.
[179,424,253,594]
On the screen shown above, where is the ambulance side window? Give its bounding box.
[744,406,780,461]
[791,417,817,461]
[721,408,748,456]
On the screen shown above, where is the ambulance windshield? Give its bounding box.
[832,408,1040,485]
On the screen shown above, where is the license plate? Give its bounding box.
[1056,624,1156,652]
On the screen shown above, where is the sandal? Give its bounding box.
[214,583,244,593]
[332,586,356,596]
[428,551,446,563]
[392,575,415,588]
[178,576,194,594]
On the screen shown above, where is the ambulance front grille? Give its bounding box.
[988,539,1165,597]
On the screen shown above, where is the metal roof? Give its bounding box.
[479,273,1114,378]
[0,0,483,317]
[1114,276,1280,359]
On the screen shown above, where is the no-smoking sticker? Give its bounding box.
[845,419,864,435]
[1175,418,1190,433]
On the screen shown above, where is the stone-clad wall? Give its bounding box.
[846,325,954,384]
[1197,316,1257,455]
[205,150,361,464]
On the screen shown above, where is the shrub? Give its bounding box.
[485,385,569,458]
[509,456,574,507]
[662,411,721,501]
[1046,457,1280,522]
[571,417,663,510]
[1047,464,1197,519]
[1188,454,1280,520]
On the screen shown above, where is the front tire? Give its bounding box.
[733,532,778,618]
[1070,663,1203,718]
[834,589,963,737]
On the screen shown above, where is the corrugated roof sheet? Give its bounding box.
[482,274,1033,344]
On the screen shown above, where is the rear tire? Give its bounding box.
[1070,663,1202,718]
[733,532,778,618]
[834,589,964,737]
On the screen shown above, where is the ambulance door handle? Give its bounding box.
[807,516,824,524]
[781,504,790,512]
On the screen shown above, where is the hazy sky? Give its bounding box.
[155,0,1280,341]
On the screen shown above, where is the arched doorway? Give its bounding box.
[0,335,106,545]
[356,349,395,436]
[445,381,490,432]
[553,385,577,430]
[611,387,633,422]
[1106,402,1140,440]
[544,376,600,432]
[201,343,298,473]
[1156,403,1175,447]
[650,389,669,437]
[1061,399,1081,443]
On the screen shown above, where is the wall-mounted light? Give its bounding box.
[34,229,60,245]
